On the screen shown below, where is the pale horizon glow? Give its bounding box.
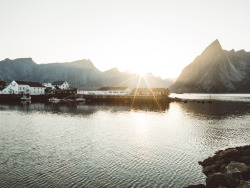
[0,0,250,79]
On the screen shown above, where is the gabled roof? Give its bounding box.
[52,80,66,85]
[98,87,128,91]
[15,80,44,87]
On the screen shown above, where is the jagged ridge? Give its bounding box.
[0,58,174,88]
[170,40,250,93]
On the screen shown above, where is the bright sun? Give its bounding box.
[138,71,146,77]
[129,67,148,77]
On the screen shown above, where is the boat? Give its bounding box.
[60,99,74,103]
[61,99,67,102]
[76,98,86,102]
[66,99,74,102]
[48,97,61,102]
[20,94,31,101]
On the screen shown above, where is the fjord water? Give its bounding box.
[0,95,250,188]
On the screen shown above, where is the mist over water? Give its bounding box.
[0,95,250,187]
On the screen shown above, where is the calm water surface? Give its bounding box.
[170,93,250,102]
[0,94,250,188]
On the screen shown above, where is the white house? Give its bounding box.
[42,83,55,89]
[0,80,46,95]
[77,87,132,96]
[77,87,100,95]
[52,81,69,90]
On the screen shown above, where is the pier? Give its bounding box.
[79,94,175,103]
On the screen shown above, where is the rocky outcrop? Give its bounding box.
[185,145,250,188]
[170,40,250,93]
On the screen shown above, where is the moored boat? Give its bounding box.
[20,94,31,101]
[76,98,86,102]
[48,97,61,102]
[66,99,74,102]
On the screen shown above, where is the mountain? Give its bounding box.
[0,58,173,88]
[170,39,250,93]
[0,58,107,87]
[103,68,174,88]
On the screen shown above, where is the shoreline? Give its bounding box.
[0,94,248,105]
[186,145,250,188]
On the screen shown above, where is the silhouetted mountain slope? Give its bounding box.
[0,58,108,87]
[0,58,173,88]
[170,40,250,93]
[104,68,174,88]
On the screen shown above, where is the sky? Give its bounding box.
[0,0,250,79]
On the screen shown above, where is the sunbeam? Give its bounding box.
[142,75,162,110]
[112,74,139,87]
[131,75,143,107]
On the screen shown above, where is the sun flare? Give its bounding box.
[129,67,148,77]
[138,72,146,77]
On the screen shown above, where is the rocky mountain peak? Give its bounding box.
[209,39,222,49]
[67,59,98,70]
[104,67,122,77]
[201,39,223,58]
[109,67,120,72]
[2,57,34,63]
[170,39,250,93]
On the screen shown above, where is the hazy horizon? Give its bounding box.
[1,0,250,79]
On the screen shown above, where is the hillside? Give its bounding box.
[0,58,173,88]
[170,40,250,93]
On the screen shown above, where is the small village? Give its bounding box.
[0,80,171,103]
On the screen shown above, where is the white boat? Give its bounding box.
[76,98,86,102]
[20,94,31,101]
[48,97,61,102]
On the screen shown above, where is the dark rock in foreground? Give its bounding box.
[185,145,250,188]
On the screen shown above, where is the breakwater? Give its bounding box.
[186,145,250,188]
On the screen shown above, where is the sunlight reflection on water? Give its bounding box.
[0,97,250,187]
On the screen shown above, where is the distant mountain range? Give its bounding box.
[0,58,174,88]
[3,39,248,93]
[170,39,250,93]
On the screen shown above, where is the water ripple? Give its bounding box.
[0,101,250,187]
